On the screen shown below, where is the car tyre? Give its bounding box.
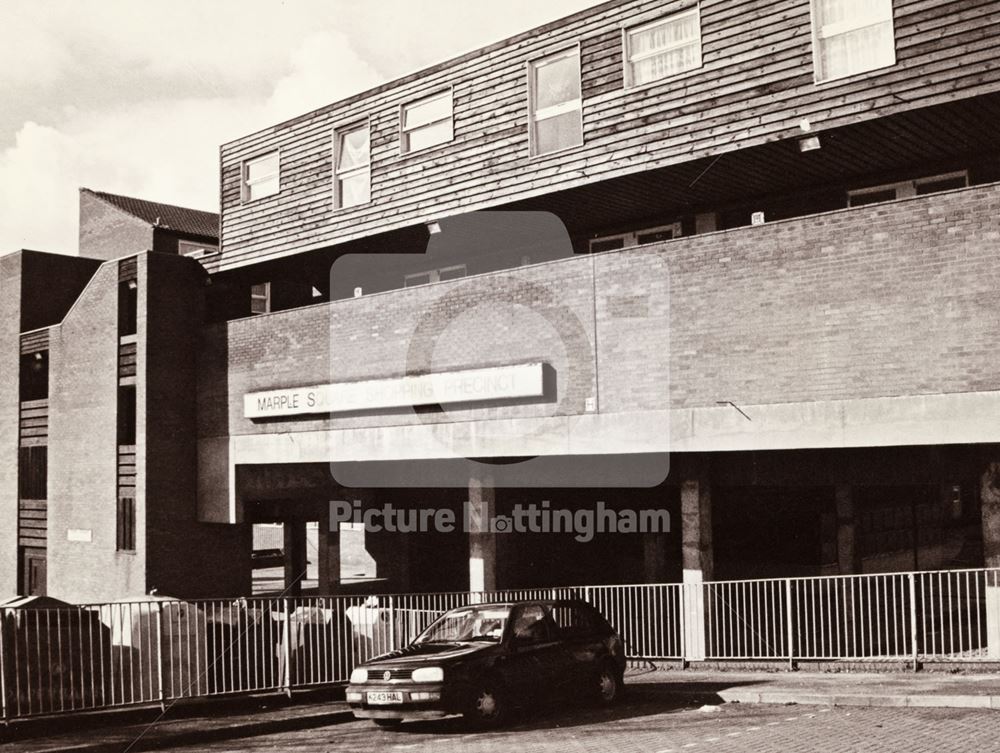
[593,661,623,706]
[464,678,508,728]
[373,718,403,728]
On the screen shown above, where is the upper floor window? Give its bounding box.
[528,47,583,157]
[242,152,280,202]
[589,222,683,253]
[178,241,219,258]
[334,122,371,208]
[847,171,968,207]
[401,90,454,154]
[812,0,895,83]
[624,7,702,88]
[250,282,271,314]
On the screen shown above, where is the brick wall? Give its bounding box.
[200,255,602,438]
[662,182,1000,409]
[47,261,142,602]
[78,190,153,262]
[0,253,22,595]
[18,251,101,331]
[200,183,1000,443]
[142,253,250,598]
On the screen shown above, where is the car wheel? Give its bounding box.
[373,718,403,728]
[593,661,623,706]
[465,679,508,728]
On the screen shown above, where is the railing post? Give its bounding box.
[678,584,688,668]
[280,599,292,698]
[785,579,795,671]
[155,603,165,710]
[387,596,396,652]
[908,573,919,672]
[0,609,8,724]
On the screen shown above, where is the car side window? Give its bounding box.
[551,604,606,639]
[511,605,555,644]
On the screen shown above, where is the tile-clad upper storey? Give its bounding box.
[218,0,1000,271]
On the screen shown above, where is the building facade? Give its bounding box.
[3,0,1000,602]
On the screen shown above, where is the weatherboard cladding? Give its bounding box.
[217,0,1000,271]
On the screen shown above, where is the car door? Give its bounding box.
[551,603,610,689]
[498,604,565,702]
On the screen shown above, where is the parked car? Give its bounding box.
[345,599,625,727]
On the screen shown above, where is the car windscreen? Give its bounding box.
[414,606,510,643]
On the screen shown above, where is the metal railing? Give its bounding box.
[2,567,998,721]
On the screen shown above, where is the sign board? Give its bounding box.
[244,362,545,419]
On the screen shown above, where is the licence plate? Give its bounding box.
[367,691,404,705]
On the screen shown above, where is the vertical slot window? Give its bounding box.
[19,351,48,401]
[118,279,137,337]
[117,497,136,552]
[118,386,136,446]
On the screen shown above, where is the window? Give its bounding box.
[589,223,682,253]
[179,241,219,257]
[19,351,48,402]
[117,497,136,552]
[401,90,454,153]
[18,446,47,500]
[118,386,136,446]
[334,122,371,208]
[812,0,895,82]
[847,171,968,207]
[118,279,137,337]
[404,264,467,287]
[242,152,280,202]
[624,7,702,88]
[528,47,583,157]
[250,282,271,314]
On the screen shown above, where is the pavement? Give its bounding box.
[4,667,1000,753]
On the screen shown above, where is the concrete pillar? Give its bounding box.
[836,484,858,575]
[317,504,341,596]
[980,463,1000,658]
[283,520,307,597]
[468,473,496,593]
[681,478,711,661]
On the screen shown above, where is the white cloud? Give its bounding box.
[0,0,604,256]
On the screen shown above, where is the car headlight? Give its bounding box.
[411,666,444,683]
[349,668,368,684]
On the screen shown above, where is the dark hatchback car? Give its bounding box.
[346,599,626,727]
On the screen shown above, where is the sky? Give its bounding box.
[0,0,603,256]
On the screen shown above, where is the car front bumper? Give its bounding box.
[346,683,453,720]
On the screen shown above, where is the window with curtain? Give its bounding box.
[812,0,895,82]
[624,7,702,87]
[402,90,453,153]
[334,122,371,208]
[528,47,583,157]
